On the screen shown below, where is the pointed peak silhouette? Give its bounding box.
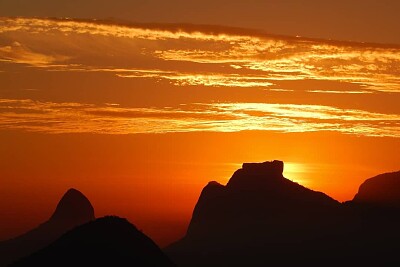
[50,188,95,224]
[203,181,224,192]
[206,181,223,187]
[0,188,95,266]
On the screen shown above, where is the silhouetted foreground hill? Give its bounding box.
[0,188,95,267]
[166,161,400,266]
[11,216,175,267]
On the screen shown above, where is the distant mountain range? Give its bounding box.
[1,161,399,266]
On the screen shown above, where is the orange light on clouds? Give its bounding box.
[0,17,400,93]
[0,99,399,137]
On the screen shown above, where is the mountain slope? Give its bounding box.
[11,216,175,267]
[0,188,95,266]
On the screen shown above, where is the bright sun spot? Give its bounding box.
[283,162,308,186]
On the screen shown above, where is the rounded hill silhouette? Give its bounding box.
[353,171,400,208]
[11,216,175,267]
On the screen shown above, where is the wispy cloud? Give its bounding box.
[0,17,400,93]
[116,71,274,88]
[307,90,373,94]
[0,41,69,66]
[154,40,400,92]
[0,99,398,137]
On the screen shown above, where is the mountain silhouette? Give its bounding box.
[2,164,400,266]
[352,171,400,208]
[49,188,95,225]
[0,188,95,266]
[166,161,400,266]
[11,216,175,267]
[186,160,341,239]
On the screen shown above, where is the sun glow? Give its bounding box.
[283,162,309,186]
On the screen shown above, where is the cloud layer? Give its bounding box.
[0,99,398,137]
[0,17,400,92]
[0,18,399,138]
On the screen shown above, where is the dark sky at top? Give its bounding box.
[1,0,399,44]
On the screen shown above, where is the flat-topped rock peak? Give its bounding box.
[242,160,284,175]
[227,160,285,190]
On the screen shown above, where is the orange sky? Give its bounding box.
[0,4,399,247]
[0,130,399,246]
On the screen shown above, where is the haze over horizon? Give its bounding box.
[0,1,399,247]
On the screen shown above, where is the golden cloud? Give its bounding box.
[0,17,399,93]
[0,99,398,137]
[0,41,69,66]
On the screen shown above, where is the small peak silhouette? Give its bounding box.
[50,188,95,225]
[0,188,95,266]
[11,216,175,267]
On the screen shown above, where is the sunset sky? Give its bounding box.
[0,1,399,246]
